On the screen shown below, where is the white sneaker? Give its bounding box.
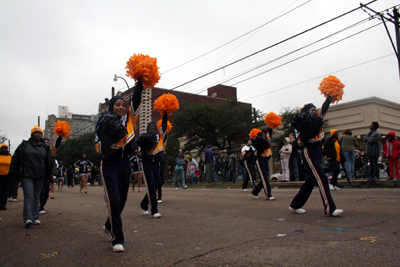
[329,184,335,191]
[330,209,343,217]
[242,189,247,192]
[152,213,162,218]
[175,187,178,190]
[34,220,41,225]
[183,186,188,189]
[102,225,113,242]
[334,185,341,191]
[8,197,12,202]
[39,210,46,215]
[25,220,33,228]
[13,198,18,202]
[112,244,124,253]
[142,210,149,215]
[268,196,275,201]
[289,206,306,214]
[157,200,162,204]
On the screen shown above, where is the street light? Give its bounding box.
[113,74,130,90]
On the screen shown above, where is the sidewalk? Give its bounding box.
[165,178,400,189]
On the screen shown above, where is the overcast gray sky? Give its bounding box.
[1,0,399,152]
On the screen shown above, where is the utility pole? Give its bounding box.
[394,7,400,82]
[361,3,400,83]
[38,116,40,127]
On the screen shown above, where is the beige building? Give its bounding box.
[323,96,400,150]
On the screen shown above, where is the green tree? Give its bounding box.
[0,134,7,144]
[252,108,265,128]
[167,99,252,156]
[55,132,100,168]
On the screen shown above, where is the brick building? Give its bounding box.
[98,84,252,137]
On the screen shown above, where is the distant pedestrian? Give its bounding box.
[198,157,205,183]
[74,154,93,193]
[323,129,345,191]
[187,155,198,184]
[383,131,400,180]
[56,161,67,191]
[228,151,237,183]
[222,151,229,182]
[219,150,226,182]
[0,143,13,210]
[339,129,358,180]
[213,151,220,183]
[363,121,381,181]
[131,151,143,192]
[67,165,75,188]
[204,145,214,183]
[8,126,57,227]
[279,137,292,182]
[174,151,187,189]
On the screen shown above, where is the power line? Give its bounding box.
[242,53,394,101]
[157,0,377,96]
[180,0,312,93]
[229,23,381,86]
[190,17,372,95]
[161,0,312,75]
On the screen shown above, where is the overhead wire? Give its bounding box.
[161,0,312,75]
[154,0,377,97]
[241,53,394,101]
[190,17,373,95]
[180,0,311,93]
[229,23,382,86]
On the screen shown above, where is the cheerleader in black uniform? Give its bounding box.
[289,95,343,216]
[251,129,275,200]
[74,154,93,193]
[95,81,144,252]
[139,113,168,217]
[241,138,257,190]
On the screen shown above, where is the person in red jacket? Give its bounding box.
[383,131,400,180]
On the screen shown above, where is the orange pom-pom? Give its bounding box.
[54,121,70,138]
[153,93,179,116]
[249,128,262,140]
[125,53,161,89]
[264,112,282,129]
[157,120,172,133]
[318,75,345,104]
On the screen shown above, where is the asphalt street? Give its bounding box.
[0,185,399,267]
